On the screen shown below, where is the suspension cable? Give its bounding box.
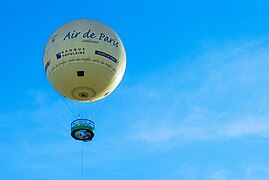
[57,92,77,118]
[90,98,107,118]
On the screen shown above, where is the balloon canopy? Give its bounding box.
[43,19,126,102]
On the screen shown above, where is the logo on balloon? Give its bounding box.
[95,50,118,64]
[56,52,62,59]
[56,48,85,59]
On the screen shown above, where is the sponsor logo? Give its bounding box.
[56,48,85,59]
[95,50,118,64]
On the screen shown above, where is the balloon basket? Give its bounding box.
[71,119,95,142]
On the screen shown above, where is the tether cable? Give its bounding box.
[81,142,84,180]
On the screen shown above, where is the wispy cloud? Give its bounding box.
[224,117,269,137]
[205,169,228,180]
[123,37,269,145]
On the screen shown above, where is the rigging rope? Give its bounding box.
[90,98,107,118]
[57,92,77,118]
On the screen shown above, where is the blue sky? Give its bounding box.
[1,0,269,179]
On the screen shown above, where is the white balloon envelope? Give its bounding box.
[43,19,126,102]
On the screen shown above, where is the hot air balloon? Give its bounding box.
[43,19,126,141]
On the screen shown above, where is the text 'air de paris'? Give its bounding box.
[63,29,119,47]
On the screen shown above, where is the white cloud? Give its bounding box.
[224,117,269,138]
[124,37,269,145]
[206,169,227,180]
